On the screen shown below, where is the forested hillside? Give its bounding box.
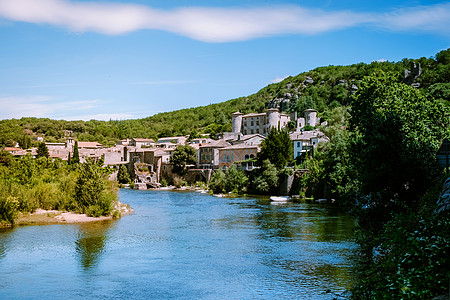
[1,49,448,147]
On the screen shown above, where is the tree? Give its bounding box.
[252,159,279,194]
[171,145,197,175]
[350,71,450,216]
[0,150,13,167]
[18,135,32,149]
[224,165,248,194]
[117,164,130,184]
[74,161,114,217]
[72,141,80,164]
[257,127,293,170]
[187,129,201,142]
[36,142,49,158]
[209,170,226,194]
[209,166,248,194]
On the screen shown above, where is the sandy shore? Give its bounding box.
[10,202,133,227]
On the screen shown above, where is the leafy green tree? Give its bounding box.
[74,161,114,217]
[350,71,450,220]
[0,196,18,226]
[187,129,201,142]
[171,145,197,175]
[0,150,13,167]
[18,135,32,149]
[117,164,130,184]
[224,165,248,194]
[318,107,359,199]
[209,170,226,194]
[300,157,324,198]
[257,127,293,169]
[252,159,279,194]
[36,142,49,158]
[72,141,80,164]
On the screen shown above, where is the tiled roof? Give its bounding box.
[199,140,231,148]
[133,138,155,143]
[78,142,102,148]
[243,113,266,117]
[220,144,259,150]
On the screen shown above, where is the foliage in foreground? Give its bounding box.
[347,73,450,298]
[0,153,118,225]
[352,181,450,299]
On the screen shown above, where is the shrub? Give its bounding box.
[224,165,248,194]
[209,170,226,194]
[0,195,18,225]
[173,176,184,188]
[74,161,116,216]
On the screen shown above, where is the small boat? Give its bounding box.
[270,196,290,202]
[315,199,328,204]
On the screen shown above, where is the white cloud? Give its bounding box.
[377,3,450,36]
[0,0,448,42]
[0,95,99,119]
[375,58,388,63]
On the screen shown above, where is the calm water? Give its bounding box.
[0,189,357,299]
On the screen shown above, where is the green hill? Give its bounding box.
[1,49,448,147]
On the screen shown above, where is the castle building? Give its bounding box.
[231,108,318,136]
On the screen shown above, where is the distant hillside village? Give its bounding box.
[2,108,328,189]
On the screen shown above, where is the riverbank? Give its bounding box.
[1,202,133,227]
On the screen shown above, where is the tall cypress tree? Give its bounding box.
[36,142,49,158]
[72,141,80,164]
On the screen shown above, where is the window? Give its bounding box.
[297,142,301,147]
[297,152,300,157]
[251,121,254,126]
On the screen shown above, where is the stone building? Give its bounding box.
[231,108,318,136]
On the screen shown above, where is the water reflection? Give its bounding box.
[229,199,357,292]
[75,221,114,271]
[0,228,13,262]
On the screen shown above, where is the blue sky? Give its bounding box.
[0,0,449,121]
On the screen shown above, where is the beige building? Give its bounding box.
[198,140,231,169]
[218,144,259,171]
[157,136,187,145]
[130,138,156,148]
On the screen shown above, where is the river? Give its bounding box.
[0,189,357,299]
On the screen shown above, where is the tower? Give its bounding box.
[304,109,318,127]
[231,112,244,134]
[266,108,280,130]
